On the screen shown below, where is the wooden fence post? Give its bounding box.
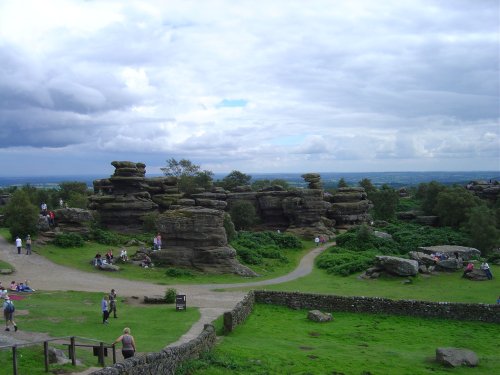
[70,337,76,366]
[112,344,116,364]
[98,342,105,366]
[44,341,49,372]
[12,345,18,375]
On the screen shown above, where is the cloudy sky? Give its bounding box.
[0,0,498,177]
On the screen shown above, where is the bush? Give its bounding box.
[316,248,376,276]
[91,228,124,245]
[223,213,237,242]
[229,201,257,230]
[165,268,194,278]
[164,288,177,303]
[53,232,85,248]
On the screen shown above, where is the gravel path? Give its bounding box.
[0,235,330,371]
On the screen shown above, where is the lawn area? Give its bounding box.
[0,291,200,375]
[30,238,313,285]
[234,265,500,305]
[179,304,500,375]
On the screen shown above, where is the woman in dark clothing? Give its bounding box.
[113,327,136,359]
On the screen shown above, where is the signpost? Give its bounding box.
[176,294,186,311]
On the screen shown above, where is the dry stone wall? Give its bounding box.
[90,324,216,375]
[223,291,255,333]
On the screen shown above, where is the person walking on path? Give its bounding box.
[3,296,18,332]
[113,327,136,359]
[101,295,110,324]
[109,289,118,318]
[15,236,22,255]
[25,234,32,255]
[314,236,320,246]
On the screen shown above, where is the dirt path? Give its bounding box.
[0,235,330,371]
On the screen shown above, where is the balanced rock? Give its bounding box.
[375,256,419,276]
[436,348,479,367]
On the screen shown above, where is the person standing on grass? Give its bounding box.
[102,295,110,324]
[15,236,22,255]
[3,296,18,332]
[109,289,118,318]
[113,327,136,359]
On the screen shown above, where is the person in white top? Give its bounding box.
[480,262,493,280]
[15,237,22,255]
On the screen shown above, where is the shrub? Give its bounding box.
[316,248,376,276]
[164,288,177,303]
[165,268,194,278]
[53,232,84,248]
[223,213,237,242]
[229,201,257,230]
[91,228,123,245]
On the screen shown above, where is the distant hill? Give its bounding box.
[0,171,498,189]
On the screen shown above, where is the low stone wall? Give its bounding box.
[223,291,255,333]
[254,291,500,323]
[90,324,216,375]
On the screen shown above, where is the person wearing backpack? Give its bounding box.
[3,296,18,332]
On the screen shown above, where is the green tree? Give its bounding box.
[161,158,213,194]
[4,190,39,239]
[251,179,290,191]
[417,181,446,215]
[58,182,89,201]
[434,187,481,228]
[337,178,348,188]
[370,185,399,220]
[229,201,257,230]
[358,178,376,195]
[464,205,500,255]
[221,170,252,191]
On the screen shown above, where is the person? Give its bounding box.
[48,211,55,226]
[102,295,110,324]
[94,253,103,267]
[109,289,118,318]
[120,249,128,262]
[141,255,152,268]
[25,234,32,255]
[153,235,158,251]
[15,236,22,255]
[41,202,47,216]
[314,237,320,246]
[9,281,17,291]
[3,296,17,332]
[480,261,493,280]
[0,287,7,299]
[106,250,114,264]
[16,282,35,292]
[59,198,64,208]
[113,327,136,359]
[462,262,474,277]
[156,233,162,251]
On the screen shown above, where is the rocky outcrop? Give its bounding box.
[463,269,489,281]
[418,245,481,261]
[375,256,419,276]
[301,173,322,189]
[53,208,94,234]
[436,348,479,367]
[326,187,370,226]
[152,207,256,276]
[466,180,500,202]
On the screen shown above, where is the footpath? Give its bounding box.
[0,235,329,372]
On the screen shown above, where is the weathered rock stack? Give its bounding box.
[89,161,158,232]
[466,180,500,203]
[326,187,370,227]
[151,207,256,276]
[302,173,322,189]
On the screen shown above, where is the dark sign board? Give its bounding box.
[176,294,186,311]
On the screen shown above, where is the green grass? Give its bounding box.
[0,291,200,375]
[179,304,500,375]
[33,239,313,285]
[234,265,500,304]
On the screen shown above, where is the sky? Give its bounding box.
[0,0,498,177]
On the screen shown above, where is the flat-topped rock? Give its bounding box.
[418,245,481,260]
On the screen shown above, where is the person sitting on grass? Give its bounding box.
[106,250,114,264]
[141,255,152,268]
[16,282,35,292]
[120,249,128,262]
[9,281,17,291]
[0,287,7,299]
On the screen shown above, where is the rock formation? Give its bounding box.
[151,207,256,276]
[436,348,479,368]
[418,245,481,261]
[466,180,500,203]
[374,256,419,276]
[326,187,371,226]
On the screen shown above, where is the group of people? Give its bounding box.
[94,249,129,267]
[462,261,493,280]
[314,236,327,246]
[40,202,56,226]
[15,234,32,255]
[101,289,118,324]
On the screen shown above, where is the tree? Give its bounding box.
[337,178,348,188]
[161,158,213,194]
[434,186,481,228]
[464,205,500,255]
[4,190,39,240]
[229,201,257,230]
[58,182,89,201]
[220,170,252,191]
[358,178,376,195]
[369,185,399,220]
[417,181,446,215]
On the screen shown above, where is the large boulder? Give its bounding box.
[307,310,333,322]
[463,269,489,281]
[418,245,481,261]
[375,256,419,276]
[408,251,436,266]
[435,258,462,271]
[436,348,479,367]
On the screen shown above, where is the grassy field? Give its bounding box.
[232,256,500,305]
[0,291,200,375]
[179,304,500,375]
[30,238,313,285]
